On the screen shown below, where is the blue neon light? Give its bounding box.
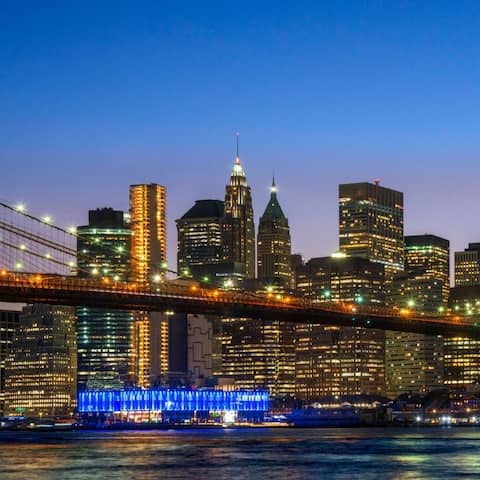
[78,389,269,413]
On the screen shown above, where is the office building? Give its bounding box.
[176,199,224,281]
[295,255,385,400]
[0,308,20,415]
[257,178,292,288]
[385,234,448,397]
[76,208,133,390]
[4,304,76,417]
[455,243,480,287]
[339,181,404,274]
[129,183,168,388]
[444,243,480,391]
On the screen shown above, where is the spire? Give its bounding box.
[235,132,241,165]
[271,174,277,194]
[261,176,286,220]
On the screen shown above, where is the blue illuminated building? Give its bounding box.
[79,389,269,424]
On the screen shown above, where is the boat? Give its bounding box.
[287,405,360,427]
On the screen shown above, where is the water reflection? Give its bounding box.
[1,428,480,480]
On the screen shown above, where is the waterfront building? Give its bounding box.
[0,307,20,415]
[221,138,255,279]
[176,199,224,281]
[76,208,134,391]
[4,304,76,417]
[385,234,448,398]
[78,388,269,424]
[257,178,292,288]
[294,255,385,400]
[129,183,168,388]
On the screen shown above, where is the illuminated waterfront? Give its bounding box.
[2,427,480,479]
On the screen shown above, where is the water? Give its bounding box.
[1,427,480,479]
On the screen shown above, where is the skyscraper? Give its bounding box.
[5,304,76,417]
[294,255,385,400]
[444,242,480,391]
[257,178,292,288]
[0,307,20,415]
[176,199,224,280]
[385,234,448,397]
[222,137,255,279]
[129,183,168,388]
[339,181,404,274]
[455,243,480,287]
[76,208,133,390]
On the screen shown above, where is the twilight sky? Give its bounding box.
[1,1,480,272]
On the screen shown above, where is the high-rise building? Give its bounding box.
[257,179,292,288]
[385,234,449,397]
[176,199,224,280]
[4,304,76,417]
[295,255,385,400]
[339,181,404,274]
[222,138,255,279]
[455,243,480,287]
[220,316,296,397]
[76,208,133,390]
[129,183,168,388]
[444,243,480,391]
[0,307,20,415]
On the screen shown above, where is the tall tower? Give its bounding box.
[257,178,292,287]
[129,183,167,388]
[76,208,133,391]
[339,181,404,274]
[222,135,255,279]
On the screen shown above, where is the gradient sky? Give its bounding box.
[1,1,480,272]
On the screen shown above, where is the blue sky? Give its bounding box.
[1,1,480,270]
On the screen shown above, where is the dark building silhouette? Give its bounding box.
[257,179,292,288]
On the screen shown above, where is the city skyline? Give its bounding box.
[2,2,480,275]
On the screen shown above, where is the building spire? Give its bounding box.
[235,132,240,165]
[271,173,277,194]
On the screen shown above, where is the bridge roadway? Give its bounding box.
[0,272,478,338]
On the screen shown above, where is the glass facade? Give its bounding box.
[77,208,134,390]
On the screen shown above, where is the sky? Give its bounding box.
[1,1,480,272]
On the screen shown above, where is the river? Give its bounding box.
[1,427,480,479]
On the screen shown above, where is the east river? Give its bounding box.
[1,427,480,479]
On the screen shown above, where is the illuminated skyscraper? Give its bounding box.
[257,178,292,288]
[455,243,480,287]
[5,304,76,417]
[176,200,224,280]
[129,183,168,388]
[294,255,385,400]
[222,136,255,279]
[386,234,448,397]
[76,208,133,390]
[0,308,20,415]
[339,181,404,274]
[444,243,480,391]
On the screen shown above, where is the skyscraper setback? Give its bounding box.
[129,183,168,388]
[222,138,255,279]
